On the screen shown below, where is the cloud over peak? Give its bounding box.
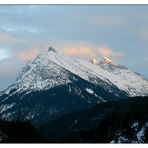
[60,43,123,59]
[15,49,39,61]
[62,46,95,58]
[97,45,123,57]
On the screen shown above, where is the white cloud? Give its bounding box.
[0,49,10,61]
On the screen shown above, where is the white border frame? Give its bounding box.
[0,0,148,4]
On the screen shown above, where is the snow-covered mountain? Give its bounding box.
[1,46,147,97]
[77,56,148,97]
[0,46,147,125]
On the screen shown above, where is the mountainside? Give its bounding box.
[0,46,147,125]
[0,73,126,125]
[76,57,148,97]
[0,47,127,125]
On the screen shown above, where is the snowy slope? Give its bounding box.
[76,57,148,96]
[0,56,72,101]
[34,47,148,97]
[0,47,116,97]
[40,47,148,96]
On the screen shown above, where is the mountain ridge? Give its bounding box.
[0,46,147,125]
[1,46,147,96]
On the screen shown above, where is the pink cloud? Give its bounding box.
[53,41,96,59]
[97,46,123,57]
[62,46,95,58]
[15,49,39,61]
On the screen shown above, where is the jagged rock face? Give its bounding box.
[90,58,98,65]
[99,57,112,64]
[16,56,71,91]
[48,46,56,52]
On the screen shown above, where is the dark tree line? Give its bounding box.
[0,119,44,143]
[66,96,148,143]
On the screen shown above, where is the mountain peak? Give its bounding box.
[90,58,98,65]
[100,57,112,64]
[4,46,148,98]
[48,46,57,52]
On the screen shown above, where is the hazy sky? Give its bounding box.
[0,5,148,91]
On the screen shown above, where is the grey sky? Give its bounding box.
[0,5,148,91]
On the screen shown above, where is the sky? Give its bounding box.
[0,5,148,91]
